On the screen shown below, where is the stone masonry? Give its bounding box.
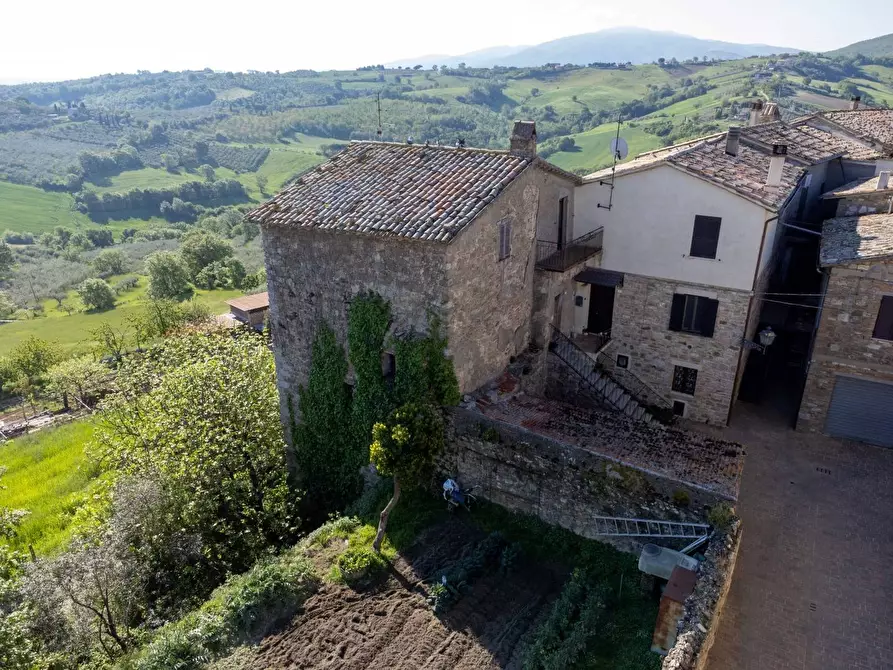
[834,189,893,217]
[797,259,893,431]
[608,273,752,424]
[260,156,578,428]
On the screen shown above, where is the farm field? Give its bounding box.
[0,181,92,234]
[226,511,661,670]
[0,276,245,357]
[0,419,99,555]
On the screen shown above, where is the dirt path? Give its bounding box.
[248,519,563,670]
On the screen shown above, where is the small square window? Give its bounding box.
[672,400,687,417]
[616,354,630,369]
[672,365,698,396]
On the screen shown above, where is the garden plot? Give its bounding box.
[246,519,565,670]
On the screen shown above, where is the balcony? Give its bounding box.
[535,228,604,272]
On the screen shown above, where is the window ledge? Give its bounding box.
[684,254,721,262]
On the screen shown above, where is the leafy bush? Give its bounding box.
[2,230,34,245]
[77,277,116,311]
[334,546,385,583]
[708,502,735,530]
[92,248,127,275]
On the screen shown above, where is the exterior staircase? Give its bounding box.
[549,326,674,425]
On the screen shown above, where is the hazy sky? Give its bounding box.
[3,0,891,84]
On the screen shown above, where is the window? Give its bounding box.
[498,219,512,260]
[672,400,687,417]
[616,354,630,369]
[669,294,718,337]
[689,215,721,259]
[872,296,893,341]
[672,365,698,396]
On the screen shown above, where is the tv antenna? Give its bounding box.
[597,114,627,211]
[376,92,383,141]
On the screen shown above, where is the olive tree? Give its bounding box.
[369,402,444,553]
[78,278,115,311]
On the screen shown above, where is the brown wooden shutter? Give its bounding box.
[872,296,893,340]
[698,298,719,337]
[669,294,685,331]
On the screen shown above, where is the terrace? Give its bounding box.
[535,227,604,272]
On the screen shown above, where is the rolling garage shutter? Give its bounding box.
[825,376,893,448]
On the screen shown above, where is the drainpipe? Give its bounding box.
[728,210,779,425]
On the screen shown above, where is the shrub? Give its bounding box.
[2,230,34,245]
[708,502,735,531]
[77,277,116,311]
[672,489,691,507]
[334,546,385,583]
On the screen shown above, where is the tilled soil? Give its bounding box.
[248,518,564,669]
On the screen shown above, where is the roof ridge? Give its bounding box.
[349,139,514,157]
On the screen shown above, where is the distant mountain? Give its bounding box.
[827,33,893,58]
[387,45,528,69]
[392,28,800,68]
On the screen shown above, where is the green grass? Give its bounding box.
[0,419,100,555]
[549,123,664,174]
[0,181,92,235]
[85,167,207,195]
[0,276,246,358]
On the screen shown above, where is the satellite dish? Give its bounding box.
[611,137,629,161]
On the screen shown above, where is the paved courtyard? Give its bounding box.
[703,402,893,670]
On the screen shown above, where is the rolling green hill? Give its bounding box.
[828,33,893,58]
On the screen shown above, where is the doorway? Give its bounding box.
[587,284,614,333]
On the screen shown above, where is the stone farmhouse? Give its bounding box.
[249,122,587,421]
[251,107,893,440]
[797,175,893,446]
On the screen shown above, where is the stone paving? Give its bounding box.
[702,402,893,670]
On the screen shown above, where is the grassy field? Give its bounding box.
[0,181,93,235]
[85,167,207,194]
[549,123,664,173]
[0,419,99,555]
[0,277,245,358]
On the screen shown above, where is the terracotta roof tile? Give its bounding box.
[248,142,533,243]
[821,213,893,266]
[744,121,880,162]
[667,138,804,209]
[818,109,893,151]
[822,174,893,199]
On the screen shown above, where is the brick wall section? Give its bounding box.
[798,260,893,431]
[608,273,752,424]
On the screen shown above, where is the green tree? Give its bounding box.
[93,249,127,275]
[198,164,216,182]
[145,251,190,299]
[94,333,301,577]
[369,402,445,552]
[46,355,111,408]
[178,231,233,279]
[0,241,14,279]
[255,173,269,194]
[4,336,61,385]
[78,278,116,311]
[0,291,15,318]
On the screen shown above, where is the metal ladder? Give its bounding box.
[591,516,711,539]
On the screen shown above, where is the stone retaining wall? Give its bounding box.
[662,523,742,670]
[443,408,731,545]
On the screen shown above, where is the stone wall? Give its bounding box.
[445,165,574,393]
[260,225,449,431]
[661,524,743,670]
[834,190,893,217]
[443,409,731,550]
[798,260,893,431]
[608,273,752,424]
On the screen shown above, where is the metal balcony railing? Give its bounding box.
[535,228,604,272]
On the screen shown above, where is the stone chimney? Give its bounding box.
[510,120,537,158]
[877,171,890,190]
[725,126,741,156]
[766,144,787,187]
[850,95,861,110]
[748,100,764,127]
